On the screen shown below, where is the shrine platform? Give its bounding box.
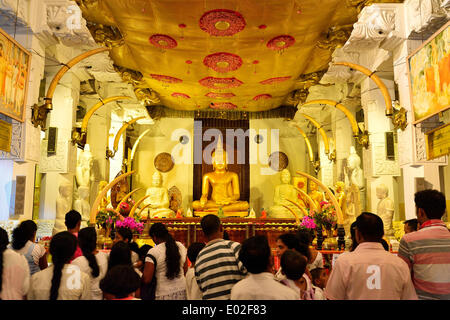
[139,217,299,249]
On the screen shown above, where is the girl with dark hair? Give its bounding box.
[100,265,141,300]
[11,220,48,275]
[142,223,188,300]
[297,228,323,271]
[28,231,91,300]
[274,233,312,282]
[71,227,108,300]
[113,227,141,268]
[109,241,142,277]
[0,227,30,300]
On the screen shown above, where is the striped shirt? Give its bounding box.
[398,219,450,300]
[194,239,246,300]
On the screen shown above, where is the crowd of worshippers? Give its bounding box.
[0,189,449,300]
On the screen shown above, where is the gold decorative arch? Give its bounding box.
[107,116,146,159]
[115,187,142,211]
[293,186,319,212]
[89,170,135,224]
[281,205,301,225]
[33,48,110,130]
[301,99,369,149]
[72,96,132,146]
[129,195,151,218]
[334,62,393,116]
[128,128,151,171]
[293,125,314,163]
[295,170,343,225]
[299,113,331,156]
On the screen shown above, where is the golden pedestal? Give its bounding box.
[194,210,248,218]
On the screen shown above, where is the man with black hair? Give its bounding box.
[186,242,205,300]
[194,215,246,300]
[403,218,419,234]
[231,236,298,300]
[65,210,83,261]
[325,212,417,300]
[398,189,450,300]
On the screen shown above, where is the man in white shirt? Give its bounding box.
[325,212,418,300]
[230,235,299,300]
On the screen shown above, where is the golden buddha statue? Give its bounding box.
[308,180,324,208]
[335,181,347,218]
[97,180,110,210]
[269,169,307,218]
[192,137,249,216]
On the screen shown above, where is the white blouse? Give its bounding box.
[71,251,109,300]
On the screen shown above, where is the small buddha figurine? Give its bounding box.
[144,172,174,219]
[376,184,395,236]
[269,169,306,218]
[335,181,347,218]
[308,181,324,208]
[192,136,249,214]
[97,180,110,210]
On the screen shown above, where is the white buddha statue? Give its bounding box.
[53,182,73,235]
[144,172,174,218]
[344,146,364,236]
[76,145,94,188]
[74,186,90,228]
[376,184,395,236]
[269,169,307,219]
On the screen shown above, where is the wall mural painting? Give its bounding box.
[408,21,450,124]
[0,27,31,122]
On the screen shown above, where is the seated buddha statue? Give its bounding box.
[308,180,324,208]
[269,169,307,219]
[192,138,249,216]
[143,171,174,219]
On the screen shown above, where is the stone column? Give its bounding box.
[39,65,80,221]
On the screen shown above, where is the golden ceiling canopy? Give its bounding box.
[76,0,401,113]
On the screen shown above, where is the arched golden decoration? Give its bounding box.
[334,62,393,116]
[32,48,110,130]
[128,128,151,171]
[138,203,152,218]
[281,205,301,225]
[115,187,142,211]
[295,170,344,225]
[72,96,132,146]
[106,116,146,159]
[285,199,309,217]
[300,113,330,155]
[128,195,151,218]
[293,186,319,212]
[293,125,314,163]
[300,99,369,149]
[89,170,135,224]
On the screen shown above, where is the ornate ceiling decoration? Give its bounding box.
[75,0,403,113]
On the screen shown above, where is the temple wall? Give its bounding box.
[133,118,195,212]
[249,119,308,215]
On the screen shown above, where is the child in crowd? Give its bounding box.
[185,242,205,300]
[310,267,329,300]
[280,249,316,300]
[100,265,141,300]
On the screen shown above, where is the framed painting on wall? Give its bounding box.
[0,27,31,122]
[408,21,450,124]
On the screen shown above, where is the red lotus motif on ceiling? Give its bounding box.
[210,102,238,110]
[149,34,178,49]
[203,52,243,73]
[205,92,236,98]
[150,74,183,83]
[267,35,295,51]
[199,9,246,36]
[253,94,272,100]
[259,76,291,85]
[171,92,190,99]
[199,77,243,89]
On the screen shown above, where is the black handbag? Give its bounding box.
[141,254,157,300]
